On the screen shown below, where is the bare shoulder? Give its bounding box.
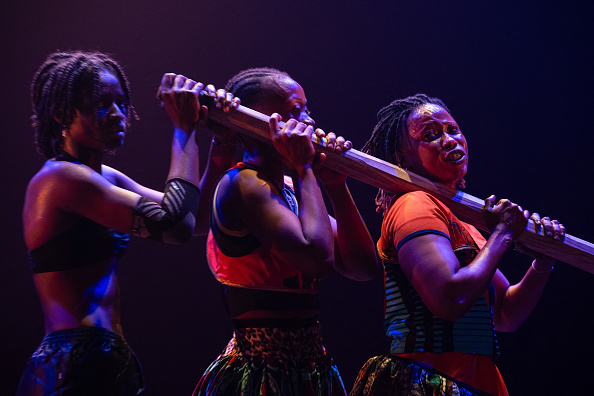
[27,159,100,197]
[231,167,277,203]
[24,160,96,248]
[216,167,279,221]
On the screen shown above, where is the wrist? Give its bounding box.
[491,226,515,247]
[212,136,236,146]
[531,259,554,273]
[295,163,314,179]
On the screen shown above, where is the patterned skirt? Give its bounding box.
[350,355,495,396]
[193,323,346,396]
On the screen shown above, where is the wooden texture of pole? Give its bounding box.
[201,95,594,273]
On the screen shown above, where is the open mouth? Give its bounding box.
[445,150,465,164]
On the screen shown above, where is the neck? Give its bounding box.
[243,143,285,188]
[61,144,104,173]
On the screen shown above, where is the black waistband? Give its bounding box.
[224,285,319,318]
[233,317,319,329]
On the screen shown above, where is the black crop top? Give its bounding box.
[28,217,130,273]
[28,153,129,273]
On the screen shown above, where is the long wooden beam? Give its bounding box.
[201,97,594,273]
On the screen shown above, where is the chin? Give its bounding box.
[105,140,124,151]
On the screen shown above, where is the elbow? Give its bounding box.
[338,256,379,281]
[432,308,466,322]
[192,219,210,237]
[427,298,474,322]
[335,241,379,281]
[348,270,377,282]
[314,262,336,279]
[357,253,380,281]
[311,251,336,278]
[303,249,336,279]
[494,315,521,333]
[162,220,195,244]
[495,323,519,333]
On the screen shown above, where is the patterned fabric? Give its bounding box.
[16,327,144,396]
[350,355,493,396]
[193,324,346,396]
[378,191,498,357]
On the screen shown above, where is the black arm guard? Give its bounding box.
[132,178,200,244]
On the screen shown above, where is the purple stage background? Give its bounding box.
[2,1,593,394]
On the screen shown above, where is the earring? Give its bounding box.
[61,126,68,138]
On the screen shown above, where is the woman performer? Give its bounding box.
[350,94,565,396]
[193,68,378,396]
[18,51,234,395]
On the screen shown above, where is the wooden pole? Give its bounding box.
[201,97,594,274]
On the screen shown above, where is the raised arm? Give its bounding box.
[194,86,240,235]
[313,130,378,281]
[271,117,335,276]
[493,213,565,332]
[397,195,528,321]
[25,74,204,249]
[216,116,335,278]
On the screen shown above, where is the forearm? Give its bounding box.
[295,166,334,266]
[166,128,200,186]
[447,229,513,314]
[324,182,377,281]
[132,178,200,244]
[194,138,236,235]
[496,259,553,332]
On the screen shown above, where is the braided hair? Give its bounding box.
[225,67,291,108]
[361,93,463,215]
[31,51,134,159]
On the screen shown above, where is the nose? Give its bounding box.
[299,112,315,127]
[107,102,126,120]
[441,132,457,149]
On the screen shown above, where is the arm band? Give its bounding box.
[131,178,200,244]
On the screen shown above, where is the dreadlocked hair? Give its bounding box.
[225,67,291,108]
[31,50,135,159]
[361,93,464,216]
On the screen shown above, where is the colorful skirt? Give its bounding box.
[350,355,496,396]
[193,322,346,396]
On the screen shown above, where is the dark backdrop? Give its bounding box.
[2,1,593,395]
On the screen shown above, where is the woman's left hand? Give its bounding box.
[313,129,352,153]
[516,212,566,267]
[312,129,352,185]
[203,85,240,144]
[204,84,241,112]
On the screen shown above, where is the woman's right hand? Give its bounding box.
[157,73,205,134]
[483,195,529,240]
[269,114,316,175]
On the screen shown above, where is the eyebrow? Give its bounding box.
[419,117,455,126]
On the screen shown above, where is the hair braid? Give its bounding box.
[225,67,291,108]
[361,93,455,215]
[31,51,134,159]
